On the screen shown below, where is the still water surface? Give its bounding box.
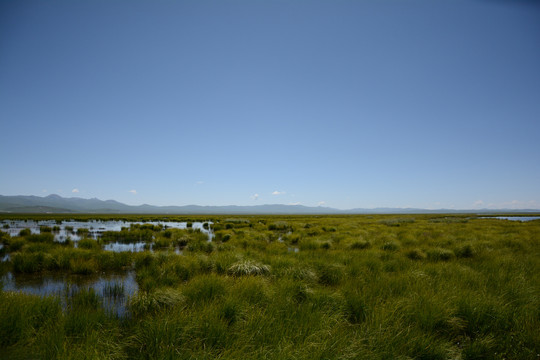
[1,271,138,316]
[0,219,214,246]
[484,216,540,222]
[0,220,214,314]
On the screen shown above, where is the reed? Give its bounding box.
[103,282,125,298]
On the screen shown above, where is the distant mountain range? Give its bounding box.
[0,194,538,215]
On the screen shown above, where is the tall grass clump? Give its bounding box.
[76,228,90,237]
[7,238,25,252]
[427,248,455,261]
[129,288,184,317]
[27,233,55,243]
[230,276,271,305]
[342,288,369,324]
[39,225,53,233]
[127,315,186,358]
[350,239,371,249]
[70,257,99,275]
[183,274,227,304]
[381,240,400,251]
[18,228,31,237]
[284,265,318,284]
[455,243,475,258]
[0,292,61,347]
[12,252,45,273]
[316,263,344,286]
[77,238,100,250]
[227,260,271,276]
[406,248,427,260]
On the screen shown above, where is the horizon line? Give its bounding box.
[2,193,540,212]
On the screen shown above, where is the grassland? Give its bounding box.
[0,214,539,359]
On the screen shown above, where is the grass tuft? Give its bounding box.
[129,288,184,317]
[406,248,427,260]
[427,248,455,261]
[227,260,271,276]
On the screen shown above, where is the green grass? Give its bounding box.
[0,213,539,359]
[227,259,271,276]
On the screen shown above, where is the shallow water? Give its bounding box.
[0,244,8,262]
[484,216,540,222]
[0,271,138,316]
[103,242,147,252]
[0,219,214,244]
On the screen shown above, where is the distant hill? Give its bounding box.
[0,194,539,215]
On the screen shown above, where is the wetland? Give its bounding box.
[0,213,539,359]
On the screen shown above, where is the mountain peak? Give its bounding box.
[46,194,62,199]
[1,194,540,214]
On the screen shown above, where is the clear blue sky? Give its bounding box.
[1,0,539,209]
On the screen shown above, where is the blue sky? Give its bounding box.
[1,0,539,209]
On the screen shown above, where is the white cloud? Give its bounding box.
[71,188,79,193]
[473,200,484,207]
[317,201,326,206]
[42,189,47,193]
[196,181,204,185]
[128,190,137,194]
[272,190,285,195]
[250,193,259,200]
[289,202,301,205]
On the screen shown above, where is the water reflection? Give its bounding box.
[483,216,540,222]
[0,244,8,262]
[0,220,214,243]
[0,271,138,316]
[103,242,147,252]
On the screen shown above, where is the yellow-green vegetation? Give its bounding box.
[1,214,539,359]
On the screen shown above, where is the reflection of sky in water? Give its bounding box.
[0,271,138,317]
[0,244,9,262]
[103,242,147,252]
[0,220,215,315]
[0,220,214,244]
[486,216,540,222]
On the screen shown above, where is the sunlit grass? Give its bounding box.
[0,213,539,358]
